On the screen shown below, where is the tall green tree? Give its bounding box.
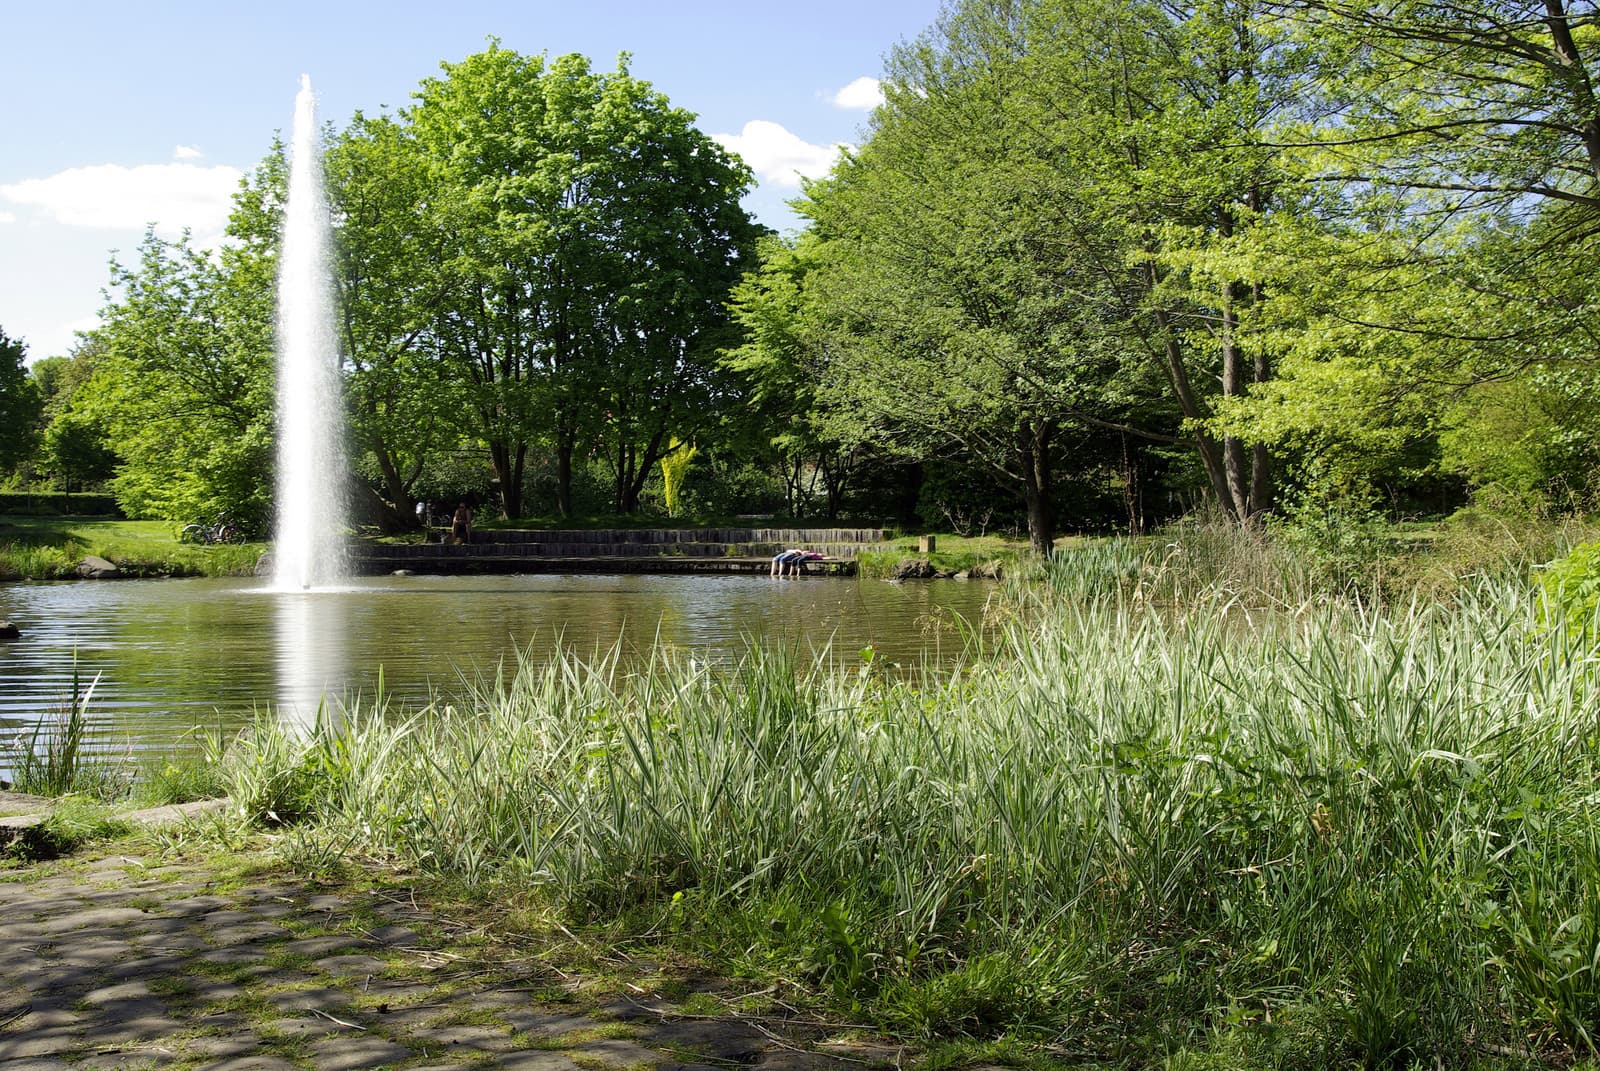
[771,0,1310,546]
[1209,4,1600,504]
[30,339,118,492]
[325,114,455,528]
[87,226,275,529]
[404,46,760,517]
[0,327,42,475]
[725,234,879,519]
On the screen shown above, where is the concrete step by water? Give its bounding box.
[355,528,889,576]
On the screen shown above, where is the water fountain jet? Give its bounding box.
[272,74,347,591]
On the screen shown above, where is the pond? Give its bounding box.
[0,573,997,761]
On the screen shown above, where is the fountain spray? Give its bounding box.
[272,74,347,590]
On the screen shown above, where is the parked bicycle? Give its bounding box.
[179,517,242,545]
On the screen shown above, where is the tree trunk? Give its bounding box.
[352,481,412,534]
[488,440,526,519]
[820,450,849,520]
[1019,420,1055,557]
[372,446,421,530]
[1144,263,1242,522]
[1543,0,1600,184]
[617,425,669,514]
[1220,280,1253,520]
[1250,301,1274,517]
[1122,432,1145,536]
[555,426,574,518]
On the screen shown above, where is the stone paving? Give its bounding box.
[2,848,905,1071]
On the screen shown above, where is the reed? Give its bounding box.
[217,572,1600,1065]
[7,669,131,799]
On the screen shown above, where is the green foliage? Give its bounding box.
[658,438,696,517]
[132,732,231,807]
[1539,541,1600,641]
[0,326,42,473]
[1271,492,1397,597]
[373,46,762,518]
[1440,367,1600,505]
[25,340,119,492]
[223,710,350,826]
[87,222,275,531]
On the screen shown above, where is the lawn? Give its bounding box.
[0,516,265,580]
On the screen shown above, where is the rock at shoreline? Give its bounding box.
[254,552,275,577]
[970,560,1004,580]
[0,621,19,640]
[76,555,122,580]
[889,557,937,580]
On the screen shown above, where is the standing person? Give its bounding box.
[450,501,473,545]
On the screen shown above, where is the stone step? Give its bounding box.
[451,527,887,546]
[0,792,230,852]
[381,541,883,560]
[354,555,859,577]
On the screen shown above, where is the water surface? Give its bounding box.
[0,574,993,756]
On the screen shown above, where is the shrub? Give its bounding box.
[1538,540,1600,641]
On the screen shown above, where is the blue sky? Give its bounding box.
[1,1,943,362]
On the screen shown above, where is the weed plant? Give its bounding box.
[207,560,1600,1066]
[129,727,232,807]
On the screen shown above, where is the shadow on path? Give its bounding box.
[3,848,904,1071]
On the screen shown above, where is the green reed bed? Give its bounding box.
[220,578,1600,1067]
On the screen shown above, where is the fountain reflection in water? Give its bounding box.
[273,592,350,730]
[272,74,347,592]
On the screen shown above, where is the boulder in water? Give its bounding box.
[0,621,19,640]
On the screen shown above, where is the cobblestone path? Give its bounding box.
[2,849,900,1071]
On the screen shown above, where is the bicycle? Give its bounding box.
[179,517,242,545]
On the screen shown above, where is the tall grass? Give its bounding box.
[216,571,1600,1065]
[6,670,131,799]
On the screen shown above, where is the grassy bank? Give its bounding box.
[855,532,1039,579]
[187,554,1600,1067]
[0,516,265,580]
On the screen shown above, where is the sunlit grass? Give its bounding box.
[0,516,265,579]
[206,565,1600,1066]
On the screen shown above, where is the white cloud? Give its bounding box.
[0,211,15,225]
[831,76,885,110]
[713,121,846,188]
[174,145,205,160]
[0,162,242,238]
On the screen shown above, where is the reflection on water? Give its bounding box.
[0,573,995,756]
[274,591,349,730]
